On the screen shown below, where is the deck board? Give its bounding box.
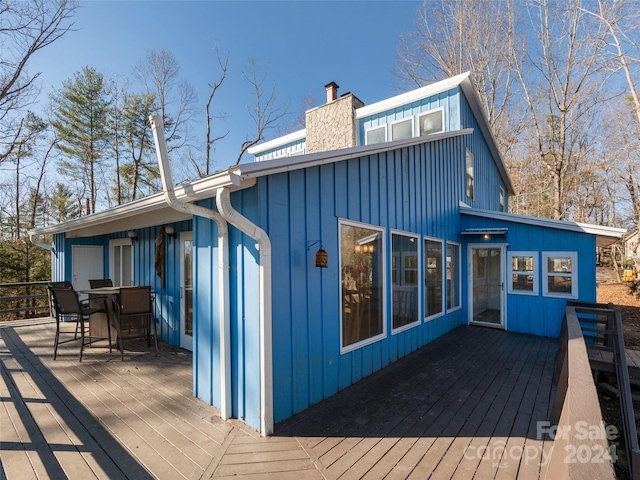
[1,319,558,479]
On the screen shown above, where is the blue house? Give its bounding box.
[29,72,625,436]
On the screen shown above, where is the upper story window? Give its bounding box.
[542,252,578,298]
[391,118,413,141]
[500,187,505,212]
[418,108,444,136]
[340,220,386,352]
[365,125,386,145]
[466,148,474,200]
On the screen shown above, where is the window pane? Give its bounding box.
[425,239,443,317]
[512,274,534,292]
[547,256,572,273]
[391,119,412,141]
[114,246,121,286]
[122,244,132,286]
[419,110,443,135]
[447,243,460,310]
[341,224,384,348]
[512,255,533,272]
[466,149,474,199]
[392,234,419,330]
[366,126,385,145]
[548,275,573,294]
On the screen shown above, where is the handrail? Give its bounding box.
[0,281,51,319]
[546,305,616,479]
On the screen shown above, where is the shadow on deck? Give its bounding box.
[1,319,560,479]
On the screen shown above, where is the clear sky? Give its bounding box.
[29,0,423,172]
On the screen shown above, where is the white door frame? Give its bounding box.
[180,232,194,351]
[467,243,507,329]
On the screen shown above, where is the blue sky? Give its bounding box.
[29,0,423,171]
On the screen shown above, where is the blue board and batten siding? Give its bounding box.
[461,214,597,338]
[51,221,192,348]
[253,132,505,424]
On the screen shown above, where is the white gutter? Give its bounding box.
[28,232,54,252]
[150,115,232,421]
[216,186,273,437]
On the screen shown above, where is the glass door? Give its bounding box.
[180,232,193,350]
[470,246,505,328]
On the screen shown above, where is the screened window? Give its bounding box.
[425,238,444,319]
[391,118,413,141]
[447,242,461,310]
[543,252,578,298]
[418,109,444,136]
[466,148,474,200]
[508,252,538,295]
[365,125,386,145]
[391,232,419,331]
[340,221,385,351]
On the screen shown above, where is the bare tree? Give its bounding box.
[0,0,77,164]
[396,0,523,158]
[201,46,230,177]
[514,0,609,220]
[134,49,197,154]
[235,60,289,165]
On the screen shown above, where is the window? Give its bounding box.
[391,118,413,141]
[424,238,444,319]
[418,109,444,136]
[391,232,419,332]
[446,242,461,310]
[508,252,538,295]
[500,187,505,212]
[365,125,386,145]
[340,221,385,351]
[543,252,578,298]
[466,148,474,200]
[110,238,133,287]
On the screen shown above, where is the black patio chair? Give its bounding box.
[111,286,158,360]
[49,285,110,361]
[89,278,113,288]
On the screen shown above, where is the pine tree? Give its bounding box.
[50,66,110,214]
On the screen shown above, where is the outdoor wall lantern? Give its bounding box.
[165,226,176,239]
[127,230,138,242]
[308,240,328,268]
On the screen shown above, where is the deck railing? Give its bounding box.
[0,281,50,320]
[546,304,617,480]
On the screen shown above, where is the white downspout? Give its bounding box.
[28,233,54,252]
[216,186,273,436]
[149,115,232,420]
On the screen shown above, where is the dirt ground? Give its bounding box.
[596,267,640,348]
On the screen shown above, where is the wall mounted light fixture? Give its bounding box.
[127,230,138,241]
[165,226,176,239]
[308,240,328,268]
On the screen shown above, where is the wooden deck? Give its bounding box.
[1,319,557,479]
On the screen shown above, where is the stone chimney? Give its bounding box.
[306,81,364,154]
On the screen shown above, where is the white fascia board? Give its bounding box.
[28,171,253,238]
[233,129,474,180]
[355,72,471,119]
[247,129,306,155]
[460,206,627,242]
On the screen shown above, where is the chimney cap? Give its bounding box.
[324,81,339,89]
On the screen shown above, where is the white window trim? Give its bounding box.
[364,124,387,145]
[389,117,414,142]
[417,107,445,136]
[507,251,538,296]
[424,236,445,321]
[109,237,133,287]
[446,240,462,313]
[339,218,387,354]
[542,251,578,299]
[391,229,421,334]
